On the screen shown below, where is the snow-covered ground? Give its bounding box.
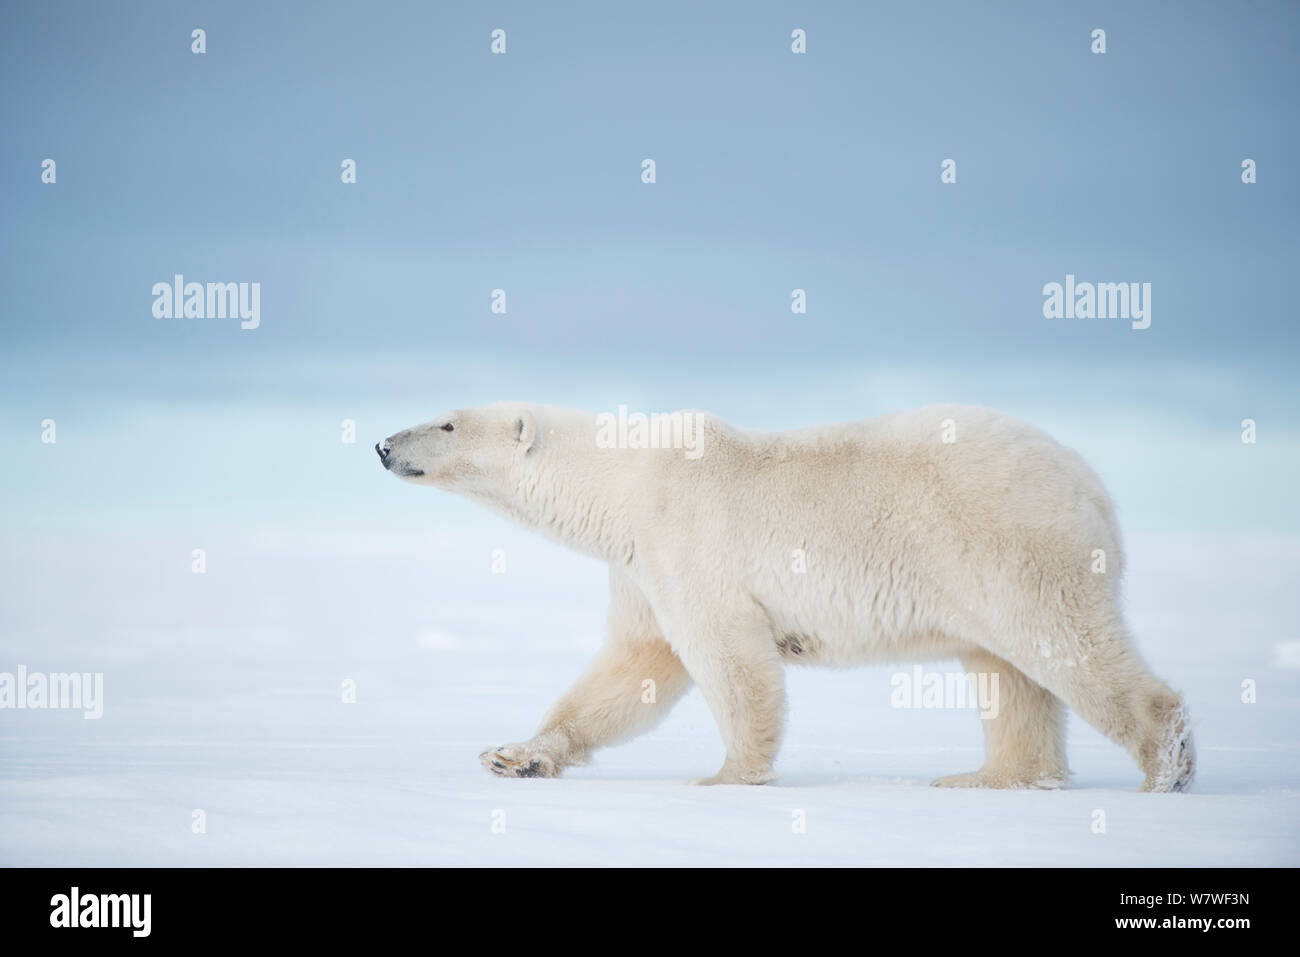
[1,359,1296,865]
[2,522,1296,867]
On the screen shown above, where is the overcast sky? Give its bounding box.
[1,0,1296,537]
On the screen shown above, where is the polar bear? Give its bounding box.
[377,402,1194,791]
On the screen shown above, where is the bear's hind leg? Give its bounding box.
[1001,620,1195,793]
[1048,638,1194,793]
[932,649,1068,789]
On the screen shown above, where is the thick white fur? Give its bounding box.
[379,402,1195,791]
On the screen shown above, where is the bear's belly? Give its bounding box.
[774,631,825,661]
[767,617,914,667]
[770,625,970,667]
[760,579,975,668]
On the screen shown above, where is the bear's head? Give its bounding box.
[376,402,538,492]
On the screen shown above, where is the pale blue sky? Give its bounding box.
[1,0,1297,536]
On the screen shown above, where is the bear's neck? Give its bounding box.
[476,444,635,566]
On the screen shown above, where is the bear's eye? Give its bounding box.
[440,423,454,432]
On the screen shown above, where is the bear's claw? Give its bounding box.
[479,745,559,779]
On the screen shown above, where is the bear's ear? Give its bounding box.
[516,409,537,453]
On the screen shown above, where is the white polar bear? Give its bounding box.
[377,402,1195,792]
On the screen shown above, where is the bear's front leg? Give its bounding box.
[479,730,569,779]
[480,611,692,779]
[665,603,786,785]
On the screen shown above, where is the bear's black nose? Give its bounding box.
[375,440,390,463]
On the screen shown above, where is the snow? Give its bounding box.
[2,524,1297,867]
